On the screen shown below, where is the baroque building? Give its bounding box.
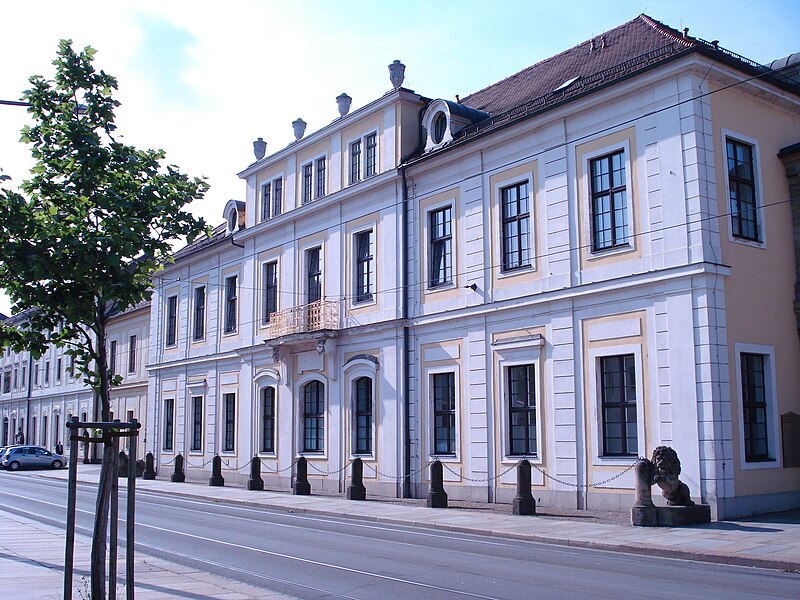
[3,15,799,519]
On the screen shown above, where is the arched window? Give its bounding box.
[303,381,324,452]
[261,387,276,453]
[354,377,373,455]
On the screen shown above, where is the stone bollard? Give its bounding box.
[426,460,448,508]
[347,458,367,501]
[143,452,156,480]
[512,459,536,516]
[135,459,145,478]
[630,458,657,527]
[209,455,225,487]
[82,430,91,464]
[247,457,264,491]
[171,453,186,483]
[293,456,311,495]
[118,451,129,478]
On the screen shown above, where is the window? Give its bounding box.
[261,387,276,453]
[303,381,324,452]
[508,365,537,456]
[600,354,637,456]
[272,178,282,217]
[501,182,531,271]
[350,140,361,184]
[193,286,206,341]
[354,377,372,454]
[190,396,203,452]
[45,361,50,385]
[53,414,59,446]
[302,163,313,204]
[224,275,238,334]
[260,182,271,221]
[316,157,326,198]
[165,295,178,347]
[162,398,174,451]
[41,415,48,446]
[31,417,36,445]
[727,138,760,242]
[590,150,629,252]
[261,178,282,221]
[223,393,236,452]
[354,230,374,303]
[432,372,456,455]
[365,133,377,177]
[262,261,278,325]
[21,364,26,390]
[68,357,74,378]
[12,367,17,389]
[128,335,137,373]
[109,341,117,376]
[34,363,39,386]
[741,353,771,462]
[56,358,62,382]
[2,372,9,394]
[429,206,453,287]
[306,247,322,303]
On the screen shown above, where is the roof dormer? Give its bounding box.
[223,200,246,235]
[422,99,490,152]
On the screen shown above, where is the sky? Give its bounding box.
[0,0,798,316]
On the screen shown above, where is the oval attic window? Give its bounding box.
[432,111,448,145]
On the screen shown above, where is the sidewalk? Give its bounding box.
[0,509,295,599]
[29,463,800,572]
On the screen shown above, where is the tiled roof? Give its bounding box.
[410,14,799,161]
[171,222,229,262]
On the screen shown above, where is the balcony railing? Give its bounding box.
[268,300,340,338]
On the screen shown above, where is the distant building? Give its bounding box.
[4,14,799,519]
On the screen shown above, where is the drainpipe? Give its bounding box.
[25,355,33,445]
[401,165,411,498]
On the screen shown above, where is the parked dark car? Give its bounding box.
[1,445,64,471]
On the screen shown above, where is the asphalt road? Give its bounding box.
[1,471,798,599]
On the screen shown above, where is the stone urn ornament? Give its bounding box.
[253,137,267,160]
[336,93,352,117]
[389,59,405,89]
[292,118,307,140]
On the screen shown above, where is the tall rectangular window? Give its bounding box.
[261,182,271,221]
[306,248,322,303]
[429,206,453,287]
[224,275,238,334]
[12,367,17,389]
[501,182,531,271]
[508,365,537,456]
[162,398,174,451]
[2,372,9,394]
[600,354,637,456]
[34,363,39,386]
[303,381,324,452]
[354,230,374,303]
[262,261,278,325]
[68,357,74,378]
[354,377,372,454]
[302,163,313,204]
[224,393,236,452]
[727,138,760,242]
[350,140,361,184]
[191,396,203,452]
[433,372,456,455]
[261,387,275,453]
[166,295,178,347]
[741,353,770,462]
[193,286,206,341]
[316,157,326,198]
[21,364,26,390]
[42,415,48,446]
[365,133,377,177]
[272,178,282,218]
[128,335,137,373]
[109,341,117,376]
[45,360,50,384]
[590,150,628,252]
[56,358,62,382]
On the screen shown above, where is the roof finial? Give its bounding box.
[683,27,689,38]
[600,35,606,49]
[589,39,595,54]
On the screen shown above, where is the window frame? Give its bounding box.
[190,395,203,453]
[315,156,327,199]
[428,205,454,288]
[365,132,378,178]
[128,335,137,374]
[301,379,325,453]
[430,370,457,457]
[506,363,538,457]
[261,259,279,326]
[353,376,373,455]
[223,274,239,335]
[305,246,323,304]
[302,162,314,205]
[589,149,630,253]
[260,386,276,454]
[599,353,638,457]
[223,392,236,453]
[353,228,375,304]
[165,294,178,348]
[109,341,117,377]
[349,139,362,185]
[735,343,780,469]
[192,284,206,342]
[500,181,532,272]
[162,397,174,452]
[722,130,766,247]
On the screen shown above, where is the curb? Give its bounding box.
[35,471,800,573]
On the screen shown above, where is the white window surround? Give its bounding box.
[350,222,378,308]
[734,343,780,470]
[346,130,379,184]
[161,396,176,455]
[587,343,646,467]
[423,198,458,292]
[425,365,461,461]
[295,373,329,459]
[581,138,636,261]
[254,368,281,456]
[220,390,238,455]
[496,342,543,463]
[721,128,767,249]
[493,171,536,278]
[223,199,245,235]
[186,379,207,455]
[300,154,327,204]
[344,358,379,458]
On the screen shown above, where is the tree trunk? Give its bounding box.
[91,441,115,599]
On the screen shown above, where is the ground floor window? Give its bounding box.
[432,372,456,455]
[224,393,236,452]
[261,387,276,453]
[741,352,771,462]
[354,377,372,454]
[190,396,203,452]
[600,354,637,456]
[162,398,174,451]
[303,381,324,452]
[507,364,537,456]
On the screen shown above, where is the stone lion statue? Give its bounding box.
[651,446,694,506]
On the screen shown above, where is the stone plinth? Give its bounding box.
[632,504,711,527]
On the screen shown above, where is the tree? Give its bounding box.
[0,40,208,598]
